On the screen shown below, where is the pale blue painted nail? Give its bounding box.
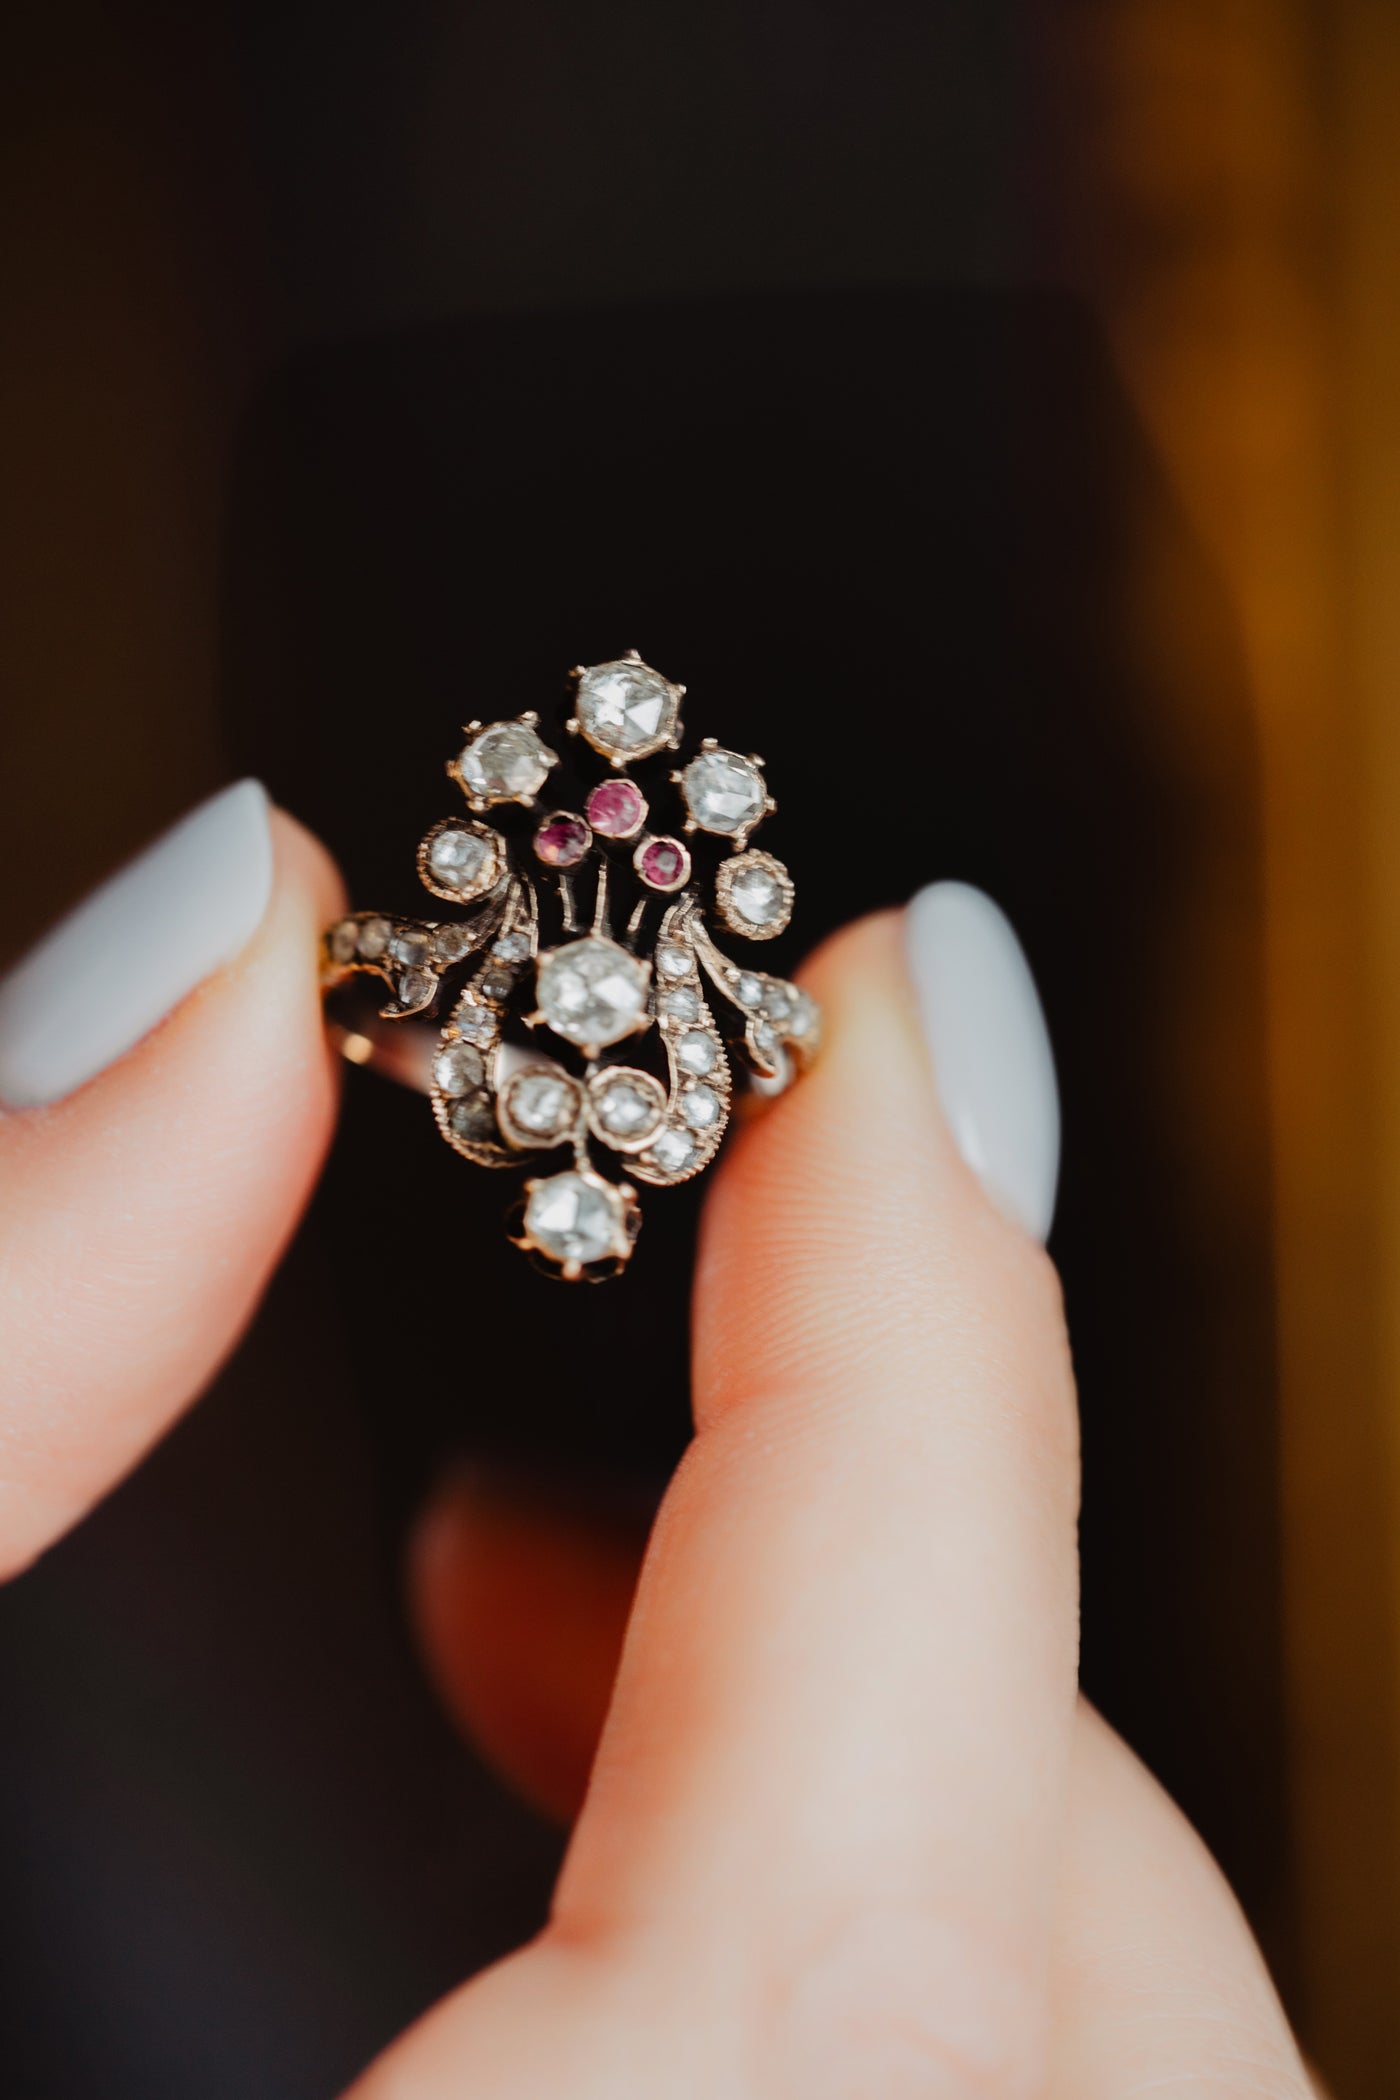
[0,780,274,1108]
[904,882,1060,1242]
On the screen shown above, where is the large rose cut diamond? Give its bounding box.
[536,936,649,1050]
[574,659,680,762]
[524,1171,627,1268]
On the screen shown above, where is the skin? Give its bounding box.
[0,810,1316,2097]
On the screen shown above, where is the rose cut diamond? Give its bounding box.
[458,720,554,804]
[718,849,791,937]
[592,1072,665,1141]
[650,1127,696,1174]
[536,937,649,1050]
[427,826,493,892]
[397,967,436,1007]
[449,1095,497,1142]
[453,1004,497,1043]
[677,1030,717,1076]
[433,925,475,964]
[788,990,819,1039]
[681,748,766,837]
[681,1084,720,1129]
[501,1068,580,1145]
[525,1171,627,1267]
[574,659,680,762]
[434,1042,485,1095]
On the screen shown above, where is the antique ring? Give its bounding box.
[320,653,821,1279]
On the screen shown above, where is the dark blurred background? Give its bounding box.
[2,3,1398,2096]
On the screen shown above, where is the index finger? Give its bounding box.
[0,788,342,1573]
[553,891,1077,2093]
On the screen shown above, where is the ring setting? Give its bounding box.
[321,652,820,1279]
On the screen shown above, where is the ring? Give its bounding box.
[320,652,821,1279]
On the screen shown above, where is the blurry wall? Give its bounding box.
[1040,4,1400,2083]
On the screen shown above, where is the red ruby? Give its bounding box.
[585,779,647,838]
[636,836,689,890]
[534,813,591,867]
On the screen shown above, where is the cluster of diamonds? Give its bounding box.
[322,654,819,1278]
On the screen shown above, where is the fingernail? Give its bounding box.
[904,881,1060,1242]
[0,780,274,1108]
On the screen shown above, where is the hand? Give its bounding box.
[0,786,1315,2096]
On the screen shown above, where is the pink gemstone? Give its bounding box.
[534,812,591,867]
[585,779,647,838]
[636,835,690,891]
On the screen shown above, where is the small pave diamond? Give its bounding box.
[453,1004,497,1043]
[574,659,681,762]
[657,943,690,979]
[524,1171,626,1267]
[449,1095,498,1142]
[650,1127,696,1174]
[681,1085,720,1130]
[433,925,475,964]
[537,937,649,1050]
[735,973,764,1008]
[677,1030,717,1076]
[329,919,357,964]
[788,990,819,1039]
[459,720,553,804]
[358,917,391,959]
[681,748,766,837]
[493,931,531,962]
[397,967,436,1007]
[660,986,699,1022]
[391,928,432,965]
[434,1043,485,1095]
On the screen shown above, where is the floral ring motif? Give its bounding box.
[320,652,821,1279]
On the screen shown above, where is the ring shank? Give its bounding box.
[324,980,438,1094]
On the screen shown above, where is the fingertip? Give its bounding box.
[0,795,348,1569]
[904,882,1059,1243]
[267,802,347,935]
[694,898,1065,1432]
